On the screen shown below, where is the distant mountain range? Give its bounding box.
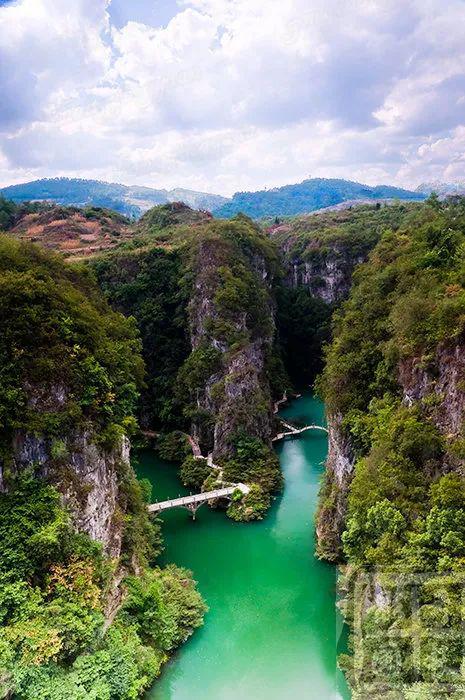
[415,181,465,196]
[213,178,425,219]
[0,178,229,218]
[1,176,431,221]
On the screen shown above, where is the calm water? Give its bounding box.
[136,394,349,700]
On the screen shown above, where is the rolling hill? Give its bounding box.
[0,177,229,218]
[213,177,425,219]
[1,199,212,260]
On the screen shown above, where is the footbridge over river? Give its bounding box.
[148,483,250,519]
[272,420,328,442]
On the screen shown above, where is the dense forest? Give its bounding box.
[214,178,424,219]
[0,238,206,699]
[317,195,465,697]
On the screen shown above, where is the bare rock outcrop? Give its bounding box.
[316,413,354,561]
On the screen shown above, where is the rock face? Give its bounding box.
[188,234,276,460]
[1,429,128,558]
[0,379,132,558]
[285,248,366,304]
[399,342,465,438]
[318,341,465,560]
[316,413,354,561]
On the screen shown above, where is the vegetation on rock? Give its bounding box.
[0,236,144,460]
[0,239,206,699]
[94,213,286,521]
[317,195,465,697]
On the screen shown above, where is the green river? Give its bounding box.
[136,393,350,700]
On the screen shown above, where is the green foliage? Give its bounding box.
[0,237,144,460]
[120,565,207,651]
[156,431,191,462]
[176,345,222,401]
[93,247,190,431]
[0,475,106,697]
[318,197,465,697]
[0,474,205,699]
[115,458,162,567]
[272,200,411,269]
[11,623,164,700]
[0,195,19,230]
[137,202,208,233]
[0,196,49,231]
[179,456,211,490]
[222,435,282,520]
[226,484,270,521]
[320,199,465,416]
[276,285,331,385]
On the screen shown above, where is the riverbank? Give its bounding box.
[136,393,349,699]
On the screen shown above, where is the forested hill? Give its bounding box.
[1,177,228,218]
[0,238,206,698]
[213,177,425,219]
[93,213,285,522]
[0,199,213,259]
[316,195,465,697]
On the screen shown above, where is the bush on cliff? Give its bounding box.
[227,484,270,521]
[157,431,191,462]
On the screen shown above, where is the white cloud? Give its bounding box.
[0,0,465,193]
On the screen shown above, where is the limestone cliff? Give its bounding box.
[399,342,465,438]
[1,428,129,559]
[316,413,354,561]
[283,244,366,304]
[268,205,394,305]
[0,236,145,563]
[317,343,465,560]
[398,341,465,473]
[186,227,277,460]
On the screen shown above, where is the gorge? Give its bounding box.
[138,393,349,700]
[1,194,464,699]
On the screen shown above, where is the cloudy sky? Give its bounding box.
[1,0,465,195]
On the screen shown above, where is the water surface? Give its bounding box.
[136,394,349,700]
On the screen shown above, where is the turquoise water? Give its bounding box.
[136,394,349,700]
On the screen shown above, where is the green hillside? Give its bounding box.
[214,177,425,219]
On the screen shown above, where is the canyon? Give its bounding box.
[1,192,464,699]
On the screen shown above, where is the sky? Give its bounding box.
[0,0,465,195]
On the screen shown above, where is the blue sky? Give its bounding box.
[108,0,178,29]
[0,0,465,195]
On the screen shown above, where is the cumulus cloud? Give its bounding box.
[0,0,464,193]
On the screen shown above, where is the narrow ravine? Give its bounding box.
[136,393,350,700]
